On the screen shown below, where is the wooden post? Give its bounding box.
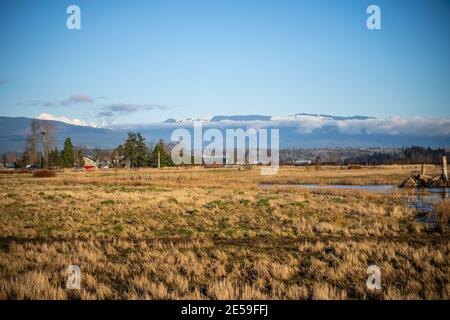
[157,151,161,169]
[442,156,448,182]
[420,163,425,176]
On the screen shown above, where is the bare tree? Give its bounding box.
[73,145,86,165]
[40,124,55,168]
[6,152,17,163]
[24,119,41,164]
[92,148,112,162]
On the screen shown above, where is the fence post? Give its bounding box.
[442,156,448,182]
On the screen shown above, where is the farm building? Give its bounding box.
[82,156,97,170]
[294,159,312,166]
[203,155,226,166]
[3,162,20,170]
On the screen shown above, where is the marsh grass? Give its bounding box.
[0,166,448,299]
[435,200,450,231]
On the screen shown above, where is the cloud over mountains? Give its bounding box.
[128,114,450,138]
[1,113,448,153]
[31,111,450,139]
[38,113,98,128]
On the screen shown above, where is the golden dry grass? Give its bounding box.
[0,165,449,299]
[435,200,450,231]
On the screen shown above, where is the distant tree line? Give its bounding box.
[343,146,448,165]
[2,120,448,169]
[280,146,449,166]
[11,120,174,169]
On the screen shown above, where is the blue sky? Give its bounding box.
[0,0,449,126]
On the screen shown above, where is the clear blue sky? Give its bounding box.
[0,0,449,125]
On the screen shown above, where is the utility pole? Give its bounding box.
[158,151,161,169]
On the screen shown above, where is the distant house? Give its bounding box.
[112,155,130,168]
[203,155,226,167]
[82,156,97,170]
[294,160,312,166]
[3,162,20,170]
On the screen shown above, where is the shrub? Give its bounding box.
[239,199,251,206]
[33,170,56,178]
[205,199,226,209]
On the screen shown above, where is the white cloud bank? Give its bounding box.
[241,115,450,137]
[37,112,450,138]
[38,113,99,128]
[199,115,450,137]
[148,115,450,138]
[284,116,450,137]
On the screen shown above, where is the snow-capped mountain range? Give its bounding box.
[1,113,449,152]
[163,113,374,123]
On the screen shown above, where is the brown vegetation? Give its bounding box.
[0,165,448,299]
[347,165,363,170]
[33,170,56,178]
[435,200,450,231]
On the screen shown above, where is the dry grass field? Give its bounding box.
[0,165,449,299]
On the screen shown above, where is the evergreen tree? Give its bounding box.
[150,139,174,168]
[121,132,150,167]
[48,148,62,168]
[61,137,75,167]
